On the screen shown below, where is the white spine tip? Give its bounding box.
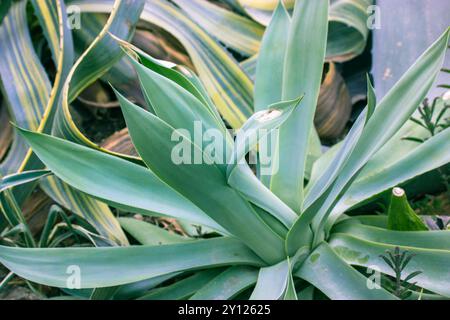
[392,187,405,197]
[443,90,450,101]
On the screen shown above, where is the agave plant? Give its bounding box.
[0,1,449,300]
[0,0,373,251]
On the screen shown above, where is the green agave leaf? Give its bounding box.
[250,259,289,300]
[230,0,293,26]
[142,0,254,128]
[16,128,223,233]
[190,266,258,300]
[73,0,254,128]
[27,0,74,148]
[287,78,376,252]
[180,67,225,125]
[334,25,449,188]
[253,1,290,112]
[283,258,298,300]
[227,98,301,228]
[348,215,389,229]
[0,1,50,174]
[172,0,264,56]
[231,0,372,63]
[139,269,223,300]
[242,0,327,199]
[250,203,288,239]
[118,94,285,264]
[0,237,264,288]
[269,0,329,213]
[39,204,73,248]
[240,55,258,81]
[365,74,376,122]
[308,27,449,238]
[90,286,120,300]
[114,272,181,300]
[74,13,145,108]
[252,1,289,188]
[333,220,450,251]
[360,96,448,182]
[0,170,51,192]
[1,0,73,200]
[296,286,315,300]
[228,165,297,229]
[227,97,302,177]
[296,242,397,300]
[26,1,126,245]
[0,0,128,245]
[326,0,373,62]
[124,56,232,173]
[118,217,192,246]
[53,0,144,155]
[116,39,223,123]
[303,108,368,210]
[127,57,224,131]
[39,177,128,246]
[0,192,35,247]
[329,233,450,297]
[387,188,428,231]
[327,124,450,230]
[312,97,447,221]
[306,141,340,190]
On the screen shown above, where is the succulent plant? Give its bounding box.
[0,1,449,300]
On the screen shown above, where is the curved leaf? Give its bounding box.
[0,1,50,174]
[53,0,144,157]
[0,170,51,192]
[0,237,264,288]
[72,0,254,128]
[333,221,450,251]
[17,128,223,232]
[118,94,285,264]
[250,259,289,300]
[305,27,449,238]
[138,269,223,300]
[190,266,258,300]
[329,233,450,297]
[296,242,397,300]
[329,125,450,225]
[173,0,264,56]
[269,0,329,212]
[118,217,192,246]
[253,1,290,112]
[0,0,128,245]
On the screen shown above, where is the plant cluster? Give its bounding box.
[0,0,449,300]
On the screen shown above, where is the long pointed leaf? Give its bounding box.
[250,259,289,300]
[269,0,329,212]
[119,95,285,264]
[0,237,263,288]
[333,221,450,251]
[329,233,450,297]
[190,266,258,300]
[17,128,223,232]
[296,242,397,300]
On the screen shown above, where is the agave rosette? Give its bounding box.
[0,0,449,300]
